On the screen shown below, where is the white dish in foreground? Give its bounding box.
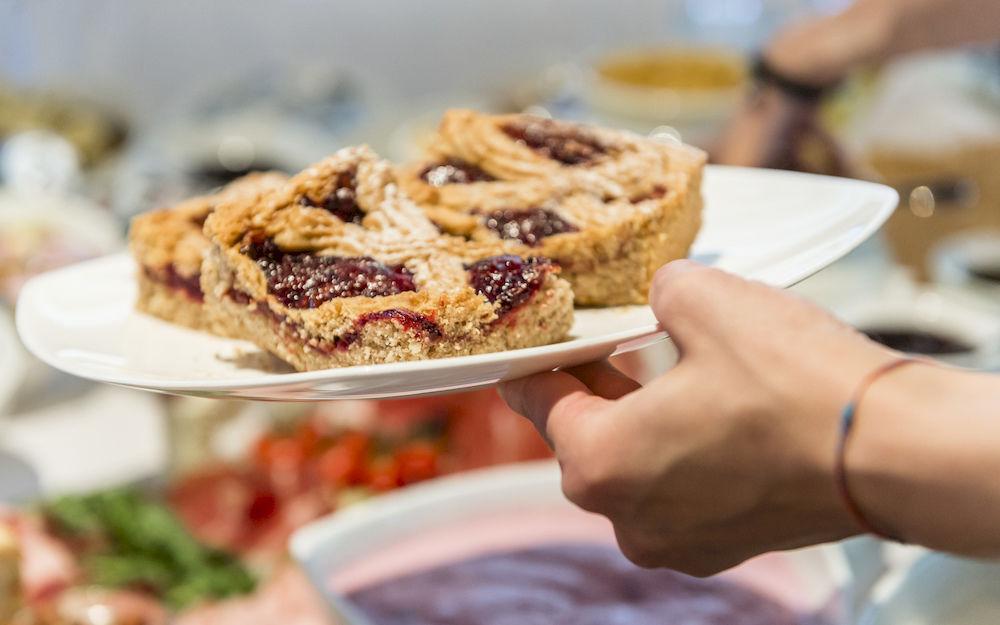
[16,166,897,400]
[291,461,851,625]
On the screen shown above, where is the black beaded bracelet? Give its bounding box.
[751,55,839,103]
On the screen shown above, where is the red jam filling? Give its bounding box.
[466,255,553,318]
[299,168,364,224]
[420,159,496,186]
[630,184,667,203]
[242,239,416,309]
[227,288,439,353]
[335,309,443,350]
[482,208,578,246]
[145,265,203,303]
[501,119,607,165]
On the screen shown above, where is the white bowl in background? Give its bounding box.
[860,553,1000,625]
[835,284,1000,370]
[585,47,747,145]
[291,461,854,625]
[931,230,1000,308]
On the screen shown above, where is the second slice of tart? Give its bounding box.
[400,109,707,306]
[129,172,286,331]
[202,146,574,371]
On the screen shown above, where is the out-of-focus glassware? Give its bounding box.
[0,131,81,193]
[110,66,370,219]
[0,87,126,168]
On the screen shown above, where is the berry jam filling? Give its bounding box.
[501,119,607,166]
[420,159,496,186]
[242,238,415,309]
[467,255,553,318]
[336,309,442,350]
[299,169,364,224]
[226,287,440,354]
[482,208,578,246]
[630,184,667,204]
[145,265,203,303]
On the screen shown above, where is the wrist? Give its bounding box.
[848,364,1000,553]
[764,0,896,87]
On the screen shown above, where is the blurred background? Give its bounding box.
[0,1,999,622]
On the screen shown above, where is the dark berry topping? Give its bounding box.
[501,119,607,165]
[420,159,496,186]
[630,184,667,203]
[336,309,442,350]
[299,169,364,224]
[482,208,578,246]
[466,255,553,317]
[145,265,203,303]
[242,238,415,309]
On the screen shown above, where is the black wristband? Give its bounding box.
[751,55,838,103]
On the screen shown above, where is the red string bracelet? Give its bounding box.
[834,356,921,541]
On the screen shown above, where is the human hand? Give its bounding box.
[499,261,893,575]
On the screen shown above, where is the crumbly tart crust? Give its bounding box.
[202,145,574,371]
[128,172,286,330]
[399,109,707,305]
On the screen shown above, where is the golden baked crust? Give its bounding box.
[399,109,706,305]
[129,172,286,330]
[202,145,574,371]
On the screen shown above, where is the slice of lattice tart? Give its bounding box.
[129,172,286,331]
[201,146,574,371]
[399,109,706,306]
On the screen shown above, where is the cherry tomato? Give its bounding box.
[254,436,308,474]
[316,440,365,487]
[294,420,323,457]
[337,431,372,459]
[395,441,440,485]
[365,456,401,492]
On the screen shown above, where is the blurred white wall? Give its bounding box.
[1,0,827,124]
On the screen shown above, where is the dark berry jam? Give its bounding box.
[299,169,364,224]
[630,184,667,203]
[336,309,442,350]
[482,208,578,246]
[862,328,973,355]
[420,159,495,186]
[242,238,415,309]
[146,265,203,302]
[226,288,439,353]
[467,255,552,317]
[970,265,1000,284]
[501,119,607,165]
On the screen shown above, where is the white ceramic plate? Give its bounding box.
[15,167,897,400]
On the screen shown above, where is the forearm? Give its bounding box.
[851,363,1000,555]
[766,0,1000,86]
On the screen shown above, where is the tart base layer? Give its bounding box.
[135,272,205,331]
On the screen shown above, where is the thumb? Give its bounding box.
[648,260,729,356]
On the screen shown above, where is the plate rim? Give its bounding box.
[15,167,899,395]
